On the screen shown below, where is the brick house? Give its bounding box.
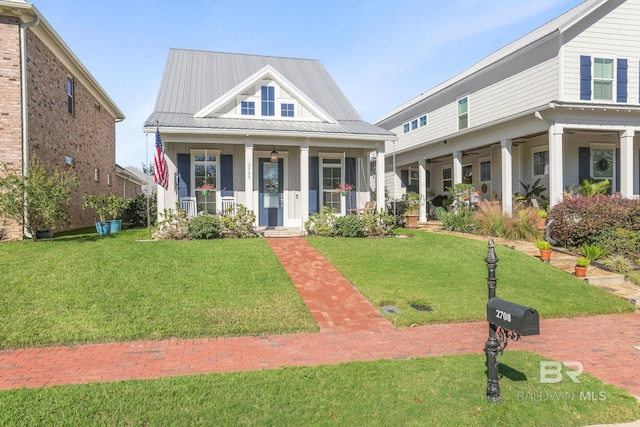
[0,0,125,240]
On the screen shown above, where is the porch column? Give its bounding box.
[300,144,309,225]
[501,138,513,216]
[548,124,564,207]
[620,128,634,198]
[244,143,254,212]
[419,158,427,222]
[453,151,462,185]
[376,145,386,212]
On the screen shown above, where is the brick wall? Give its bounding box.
[0,16,23,240]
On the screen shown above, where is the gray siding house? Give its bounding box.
[377,0,640,221]
[144,49,393,231]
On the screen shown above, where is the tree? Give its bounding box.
[0,157,78,241]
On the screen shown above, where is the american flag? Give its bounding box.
[154,127,168,190]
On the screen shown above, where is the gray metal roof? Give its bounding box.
[145,49,393,138]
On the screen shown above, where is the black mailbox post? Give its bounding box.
[484,239,540,403]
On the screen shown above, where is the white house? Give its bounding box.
[144,49,394,233]
[376,0,640,221]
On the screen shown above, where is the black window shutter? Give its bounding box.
[615,148,620,193]
[220,155,233,197]
[345,157,356,211]
[177,154,190,198]
[578,147,590,184]
[309,157,319,215]
[617,58,628,103]
[580,55,592,100]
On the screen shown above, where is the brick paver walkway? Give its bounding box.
[0,238,638,398]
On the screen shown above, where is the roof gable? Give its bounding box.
[193,64,337,124]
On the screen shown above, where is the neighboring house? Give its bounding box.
[115,165,146,199]
[144,49,393,232]
[0,0,124,240]
[376,0,640,221]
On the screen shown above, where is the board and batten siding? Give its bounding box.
[563,0,640,102]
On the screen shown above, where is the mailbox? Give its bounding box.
[487,297,539,336]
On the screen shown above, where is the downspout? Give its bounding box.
[20,14,40,237]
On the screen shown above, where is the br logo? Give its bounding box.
[540,361,584,383]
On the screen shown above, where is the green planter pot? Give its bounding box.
[109,219,122,233]
[340,191,348,196]
[95,221,111,236]
[201,190,209,196]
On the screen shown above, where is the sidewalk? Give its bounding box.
[0,238,638,401]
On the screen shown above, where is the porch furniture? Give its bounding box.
[180,197,197,219]
[221,196,236,215]
[349,200,376,217]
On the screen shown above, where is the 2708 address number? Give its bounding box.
[495,309,512,322]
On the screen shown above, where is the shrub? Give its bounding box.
[579,244,608,262]
[125,193,157,228]
[219,205,256,238]
[594,228,640,262]
[305,207,337,236]
[152,207,188,240]
[472,200,506,237]
[187,214,222,239]
[504,207,540,241]
[363,212,395,237]
[334,214,365,237]
[0,226,6,242]
[603,255,633,273]
[436,207,473,233]
[548,195,640,247]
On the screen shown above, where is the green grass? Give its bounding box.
[0,229,317,349]
[307,230,635,327]
[0,351,637,426]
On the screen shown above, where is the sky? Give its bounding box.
[30,0,586,168]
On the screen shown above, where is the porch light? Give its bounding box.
[270,149,279,163]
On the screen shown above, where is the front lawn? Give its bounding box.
[307,230,634,327]
[0,351,637,426]
[0,229,317,349]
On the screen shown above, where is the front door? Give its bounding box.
[259,158,283,226]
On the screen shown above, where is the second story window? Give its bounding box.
[457,96,468,130]
[594,57,614,101]
[411,119,418,130]
[420,115,427,127]
[281,103,294,117]
[241,101,255,115]
[67,77,74,115]
[261,86,275,116]
[403,123,410,133]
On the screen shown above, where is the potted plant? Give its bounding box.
[336,182,354,197]
[82,193,110,236]
[575,256,590,277]
[535,209,548,228]
[107,194,128,233]
[534,238,552,262]
[403,191,421,229]
[197,174,215,196]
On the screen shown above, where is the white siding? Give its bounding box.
[563,0,640,102]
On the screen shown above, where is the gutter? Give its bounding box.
[20,14,40,237]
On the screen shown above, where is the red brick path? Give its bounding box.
[0,238,638,397]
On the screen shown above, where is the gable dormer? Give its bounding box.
[194,65,337,124]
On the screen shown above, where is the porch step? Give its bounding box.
[258,227,306,238]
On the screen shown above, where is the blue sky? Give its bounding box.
[31,0,585,168]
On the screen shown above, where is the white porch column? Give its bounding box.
[620,128,634,198]
[376,145,386,212]
[453,151,462,185]
[501,138,513,216]
[418,158,427,222]
[300,144,309,225]
[244,143,254,212]
[548,124,564,207]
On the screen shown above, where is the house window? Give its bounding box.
[408,169,419,193]
[592,148,614,180]
[462,164,473,184]
[261,86,275,116]
[411,119,418,130]
[443,167,452,192]
[241,101,255,115]
[321,156,343,212]
[457,96,468,130]
[533,150,549,176]
[281,103,294,117]
[94,168,100,182]
[480,161,491,181]
[403,123,410,133]
[593,58,614,101]
[193,150,218,214]
[426,169,430,189]
[420,115,427,127]
[107,173,112,186]
[67,77,74,115]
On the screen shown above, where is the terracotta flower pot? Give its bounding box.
[539,249,552,262]
[574,265,588,277]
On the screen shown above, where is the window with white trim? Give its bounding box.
[420,115,427,127]
[403,123,410,133]
[241,101,255,115]
[192,150,219,214]
[67,77,74,115]
[261,86,275,116]
[593,57,614,101]
[462,164,473,184]
[480,161,491,181]
[533,149,549,176]
[281,103,294,117]
[411,119,418,130]
[442,167,452,192]
[591,147,614,181]
[457,96,468,130]
[320,155,343,212]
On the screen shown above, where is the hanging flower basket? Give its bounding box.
[340,191,348,196]
[336,182,354,197]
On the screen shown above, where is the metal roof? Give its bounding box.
[145,49,394,138]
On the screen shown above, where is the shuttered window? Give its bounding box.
[594,58,614,100]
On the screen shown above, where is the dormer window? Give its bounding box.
[261,86,275,116]
[241,101,255,115]
[281,103,294,117]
